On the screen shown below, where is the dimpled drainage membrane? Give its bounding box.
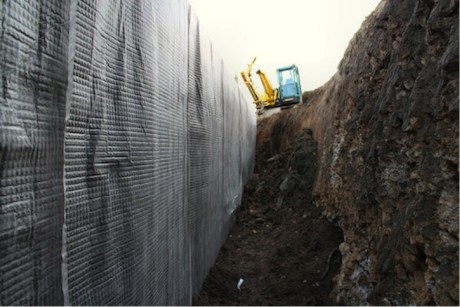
[0,0,256,305]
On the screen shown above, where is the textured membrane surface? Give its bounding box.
[0,0,256,305]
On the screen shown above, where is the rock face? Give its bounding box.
[260,0,458,305]
[306,0,459,305]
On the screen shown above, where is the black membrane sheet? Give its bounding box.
[0,0,256,305]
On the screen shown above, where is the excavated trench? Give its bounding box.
[194,0,459,305]
[1,0,457,305]
[193,118,344,306]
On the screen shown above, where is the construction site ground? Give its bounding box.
[193,121,344,306]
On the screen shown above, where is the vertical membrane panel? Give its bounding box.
[1,0,255,305]
[63,0,190,305]
[188,10,224,292]
[0,0,69,305]
[222,63,243,239]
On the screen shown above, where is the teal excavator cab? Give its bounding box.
[276,64,302,107]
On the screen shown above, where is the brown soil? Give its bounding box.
[193,124,344,306]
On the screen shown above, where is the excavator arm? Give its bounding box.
[240,57,262,108]
[240,56,278,109]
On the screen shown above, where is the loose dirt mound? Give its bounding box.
[193,126,343,306]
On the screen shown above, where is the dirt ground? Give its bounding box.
[193,124,344,306]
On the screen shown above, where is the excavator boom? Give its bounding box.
[256,69,277,100]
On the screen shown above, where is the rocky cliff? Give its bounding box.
[315,0,459,304]
[258,0,459,305]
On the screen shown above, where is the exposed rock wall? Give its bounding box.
[304,0,459,305]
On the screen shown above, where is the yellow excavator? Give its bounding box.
[241,56,302,112]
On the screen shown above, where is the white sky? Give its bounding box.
[188,0,380,99]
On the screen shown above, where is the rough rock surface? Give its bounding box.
[251,0,459,305]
